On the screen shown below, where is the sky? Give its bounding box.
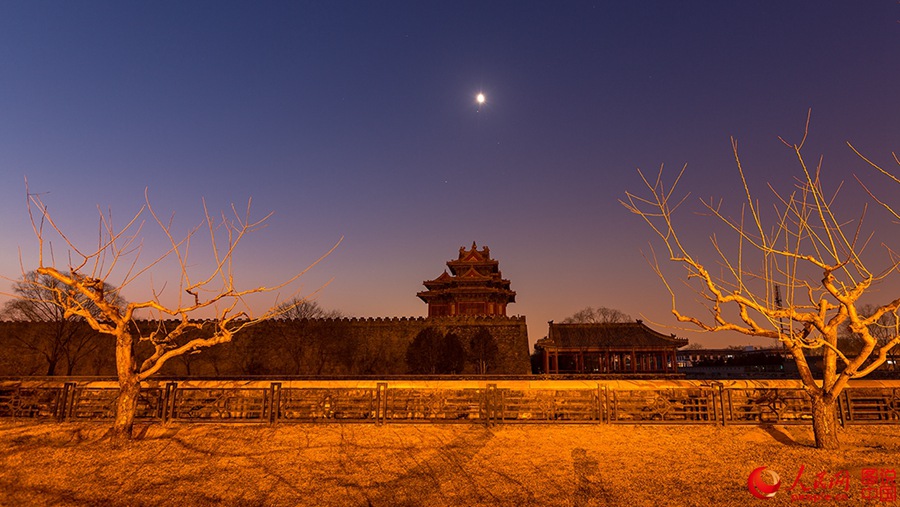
[1,1,899,349]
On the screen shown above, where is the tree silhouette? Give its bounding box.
[3,271,125,375]
[21,188,337,442]
[468,328,499,374]
[623,115,900,449]
[272,299,343,375]
[406,328,466,374]
[562,307,631,324]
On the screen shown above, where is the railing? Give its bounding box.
[1,379,899,426]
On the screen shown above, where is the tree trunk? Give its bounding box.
[111,334,139,444]
[111,374,140,444]
[810,395,840,450]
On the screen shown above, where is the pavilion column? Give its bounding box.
[631,350,636,373]
[552,351,559,374]
[543,350,550,374]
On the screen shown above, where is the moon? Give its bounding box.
[476,93,485,105]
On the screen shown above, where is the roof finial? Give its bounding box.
[471,241,477,250]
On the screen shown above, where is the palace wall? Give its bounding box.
[0,316,531,376]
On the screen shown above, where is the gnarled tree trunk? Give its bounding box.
[810,394,840,450]
[111,333,140,444]
[111,374,140,444]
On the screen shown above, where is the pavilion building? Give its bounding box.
[535,320,688,374]
[417,242,516,317]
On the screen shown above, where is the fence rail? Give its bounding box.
[1,379,899,426]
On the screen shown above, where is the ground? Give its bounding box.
[0,421,898,506]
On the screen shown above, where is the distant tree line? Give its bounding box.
[561,306,631,324]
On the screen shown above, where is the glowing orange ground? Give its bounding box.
[0,421,897,506]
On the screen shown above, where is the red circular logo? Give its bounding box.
[748,466,781,499]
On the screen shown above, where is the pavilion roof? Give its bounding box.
[540,321,688,350]
[420,242,513,300]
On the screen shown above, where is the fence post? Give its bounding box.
[486,384,497,426]
[610,390,618,423]
[163,382,177,423]
[376,382,387,425]
[57,382,76,421]
[712,382,726,426]
[837,389,847,427]
[269,382,281,424]
[603,385,611,423]
[595,385,602,424]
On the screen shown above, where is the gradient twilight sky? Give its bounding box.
[1,2,899,349]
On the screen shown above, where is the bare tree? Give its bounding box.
[622,117,900,449]
[269,298,344,374]
[2,271,125,375]
[562,306,631,324]
[468,328,499,374]
[21,188,338,443]
[406,328,465,374]
[276,298,342,320]
[837,305,899,371]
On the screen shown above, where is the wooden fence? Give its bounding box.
[1,378,899,426]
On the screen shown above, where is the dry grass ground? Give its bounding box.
[0,420,898,506]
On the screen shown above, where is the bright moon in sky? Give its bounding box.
[476,93,485,104]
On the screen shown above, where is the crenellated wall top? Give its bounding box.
[0,315,527,326]
[264,315,527,324]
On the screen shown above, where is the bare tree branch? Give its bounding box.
[624,121,900,449]
[20,188,338,442]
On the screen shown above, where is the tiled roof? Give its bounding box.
[540,321,688,350]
